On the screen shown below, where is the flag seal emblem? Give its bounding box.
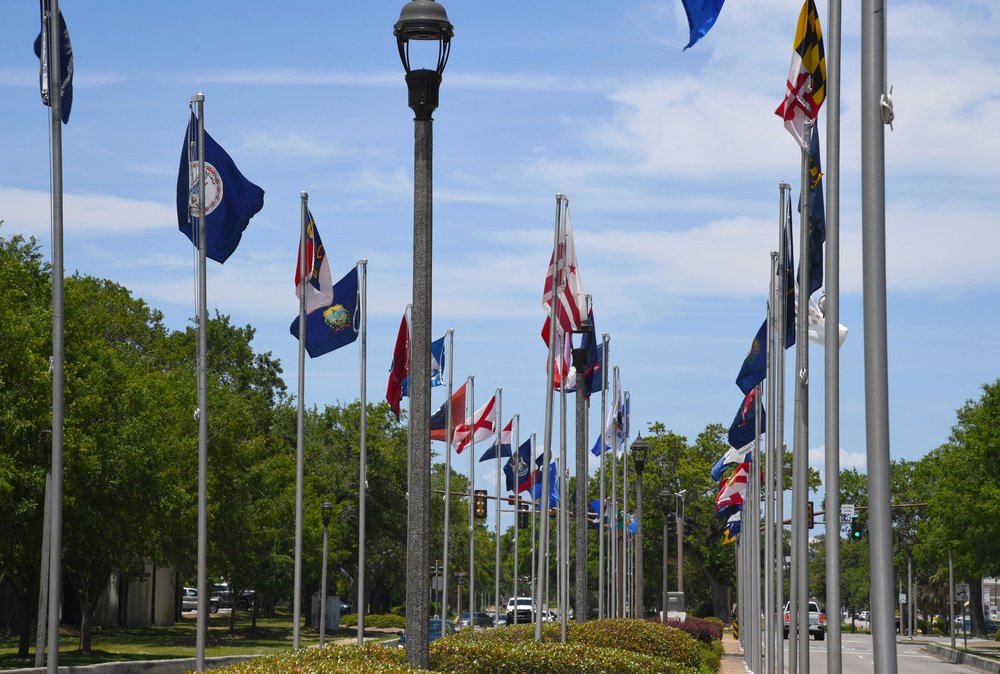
[188,161,224,216]
[323,304,351,332]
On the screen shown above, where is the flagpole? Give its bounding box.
[536,193,565,640]
[530,432,537,619]
[191,93,209,673]
[598,334,608,619]
[558,378,567,641]
[442,329,454,621]
[44,2,66,671]
[494,388,502,628]
[776,183,791,674]
[291,192,309,650]
[765,253,777,674]
[511,414,520,615]
[610,366,619,619]
[357,259,368,644]
[467,375,476,625]
[621,390,629,619]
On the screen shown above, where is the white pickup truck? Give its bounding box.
[783,601,826,641]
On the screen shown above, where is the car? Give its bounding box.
[181,587,198,612]
[209,583,256,612]
[783,601,825,641]
[858,610,870,621]
[505,597,534,625]
[458,612,494,629]
[396,618,456,647]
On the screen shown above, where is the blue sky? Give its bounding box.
[2,1,999,520]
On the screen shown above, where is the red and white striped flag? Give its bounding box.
[542,205,587,345]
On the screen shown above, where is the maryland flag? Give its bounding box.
[775,0,826,149]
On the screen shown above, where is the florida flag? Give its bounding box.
[775,0,826,149]
[453,394,497,454]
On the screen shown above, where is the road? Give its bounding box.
[780,633,991,674]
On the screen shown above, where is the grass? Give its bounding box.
[0,609,399,670]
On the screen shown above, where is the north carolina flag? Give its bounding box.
[775,0,826,149]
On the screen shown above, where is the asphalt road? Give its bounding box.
[781,633,993,674]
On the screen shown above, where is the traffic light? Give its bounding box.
[807,501,815,529]
[517,506,530,530]
[850,518,862,540]
[474,490,488,519]
[683,516,695,536]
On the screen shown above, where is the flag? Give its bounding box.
[680,0,726,50]
[726,510,742,537]
[295,211,334,314]
[801,294,848,347]
[386,311,410,420]
[400,335,446,398]
[716,463,748,511]
[288,266,359,358]
[177,113,265,264]
[710,439,756,482]
[781,206,797,350]
[580,309,602,398]
[503,439,534,493]
[34,1,73,124]
[430,383,466,442]
[798,120,827,295]
[533,460,560,508]
[735,319,768,395]
[480,418,514,462]
[551,331,576,391]
[775,0,826,149]
[591,376,625,456]
[453,394,497,454]
[729,388,765,449]
[542,205,587,344]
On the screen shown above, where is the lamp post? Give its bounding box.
[319,499,332,647]
[630,436,648,619]
[571,310,594,623]
[660,489,670,622]
[394,1,452,667]
[675,490,687,595]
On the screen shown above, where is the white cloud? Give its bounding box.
[0,187,174,237]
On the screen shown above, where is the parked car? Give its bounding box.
[458,612,494,629]
[208,583,256,612]
[181,587,198,612]
[505,597,534,625]
[858,610,870,621]
[783,601,825,641]
[396,619,456,647]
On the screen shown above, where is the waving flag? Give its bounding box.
[775,0,826,149]
[716,462,748,511]
[735,320,768,396]
[591,376,626,456]
[503,439,534,493]
[34,0,73,124]
[430,383,466,442]
[289,266,359,358]
[177,113,265,264]
[799,120,827,295]
[802,294,848,347]
[399,335,445,400]
[533,460,560,508]
[386,311,410,420]
[542,205,587,344]
[710,440,756,482]
[454,394,497,454]
[480,418,514,462]
[729,388,765,449]
[295,211,334,314]
[680,0,726,50]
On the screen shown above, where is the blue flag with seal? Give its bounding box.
[34,0,73,124]
[503,439,534,493]
[177,113,265,264]
[735,319,768,395]
[728,388,764,449]
[289,266,360,358]
[680,0,726,50]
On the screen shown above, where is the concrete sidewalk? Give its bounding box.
[720,631,748,674]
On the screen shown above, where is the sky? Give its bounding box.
[2,1,999,525]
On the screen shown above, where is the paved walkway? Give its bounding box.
[720,631,748,674]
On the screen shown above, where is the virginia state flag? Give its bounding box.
[289,266,359,358]
[34,0,73,124]
[177,113,265,264]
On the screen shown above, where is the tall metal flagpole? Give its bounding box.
[824,0,844,671]
[536,193,565,641]
[512,414,520,609]
[558,380,568,641]
[598,334,609,619]
[356,259,368,644]
[467,375,476,624]
[442,329,454,620]
[861,0,897,671]
[610,366,619,618]
[494,388,503,626]
[191,93,209,673]
[776,183,791,674]
[573,313,590,625]
[293,192,308,650]
[44,3,66,671]
[765,253,777,674]
[530,432,537,617]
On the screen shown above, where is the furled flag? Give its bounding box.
[801,293,848,347]
[680,0,726,50]
[176,113,265,263]
[480,418,514,462]
[386,311,410,420]
[289,266,359,358]
[710,439,756,482]
[781,206,797,350]
[295,211,334,314]
[798,119,826,295]
[716,462,748,511]
[430,383,466,442]
[533,460,560,508]
[775,0,827,149]
[726,510,742,538]
[591,376,626,456]
[400,336,446,398]
[729,387,765,450]
[735,320,768,396]
[453,394,497,454]
[541,205,587,345]
[503,439,534,493]
[589,499,612,529]
[34,0,73,124]
[552,309,602,398]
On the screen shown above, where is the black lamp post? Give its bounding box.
[660,489,671,622]
[320,498,332,647]
[571,312,594,623]
[394,1,452,668]
[631,435,648,619]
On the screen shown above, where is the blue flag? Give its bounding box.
[401,335,446,397]
[680,0,726,50]
[799,121,826,296]
[503,439,534,493]
[728,388,765,449]
[735,319,767,395]
[532,459,559,508]
[782,210,797,350]
[177,113,265,264]
[289,266,359,358]
[34,1,73,124]
[581,309,602,399]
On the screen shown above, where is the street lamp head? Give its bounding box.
[394,0,453,75]
[321,498,333,526]
[631,435,648,476]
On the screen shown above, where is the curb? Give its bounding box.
[924,643,1000,674]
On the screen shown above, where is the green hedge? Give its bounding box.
[338,613,407,629]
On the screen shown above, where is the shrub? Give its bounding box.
[338,613,406,629]
[206,644,417,674]
[569,619,704,669]
[650,615,725,645]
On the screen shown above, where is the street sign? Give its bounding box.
[899,593,907,604]
[956,583,970,602]
[842,504,856,518]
